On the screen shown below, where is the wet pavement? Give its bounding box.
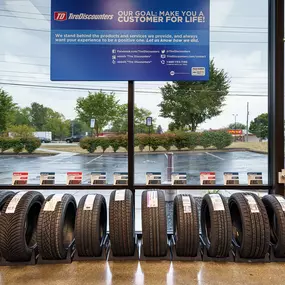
[0,151,268,185]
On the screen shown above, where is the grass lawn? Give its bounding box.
[40,141,269,154]
[0,149,57,155]
[227,142,268,153]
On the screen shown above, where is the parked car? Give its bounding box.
[65,135,85,143]
[39,137,51,143]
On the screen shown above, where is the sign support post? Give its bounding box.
[128,81,135,195]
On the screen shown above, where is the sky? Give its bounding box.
[0,0,270,132]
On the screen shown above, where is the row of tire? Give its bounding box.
[0,190,283,263]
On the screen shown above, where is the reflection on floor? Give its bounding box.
[1,261,285,285]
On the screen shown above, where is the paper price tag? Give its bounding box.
[6,192,26,214]
[113,172,128,185]
[12,172,28,185]
[200,172,216,185]
[147,191,158,208]
[224,172,239,185]
[276,196,285,212]
[67,172,82,185]
[40,172,55,185]
[182,196,191,213]
[248,172,263,185]
[44,194,64,211]
[245,195,259,213]
[91,172,106,185]
[210,194,225,211]
[115,190,126,201]
[146,172,161,185]
[83,195,96,210]
[171,172,187,185]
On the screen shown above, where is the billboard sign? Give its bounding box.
[228,129,243,135]
[51,0,210,81]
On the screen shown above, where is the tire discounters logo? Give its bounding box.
[54,12,113,21]
[54,12,67,21]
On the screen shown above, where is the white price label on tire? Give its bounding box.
[83,195,96,211]
[182,196,191,213]
[44,194,64,211]
[210,194,225,211]
[6,192,26,214]
[245,195,259,213]
[276,196,285,212]
[115,190,125,201]
[147,191,158,208]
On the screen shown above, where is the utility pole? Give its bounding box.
[232,114,238,141]
[246,102,249,142]
[71,121,74,137]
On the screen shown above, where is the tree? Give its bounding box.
[156,125,163,134]
[158,59,230,132]
[9,125,35,139]
[43,109,69,140]
[30,102,48,131]
[228,122,246,130]
[75,91,119,136]
[110,104,155,134]
[0,88,17,133]
[249,113,268,141]
[70,119,89,136]
[13,107,32,126]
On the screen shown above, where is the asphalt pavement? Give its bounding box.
[0,151,267,185]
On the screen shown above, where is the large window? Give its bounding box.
[0,0,272,191]
[134,0,269,187]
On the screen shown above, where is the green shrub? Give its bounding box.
[24,138,41,153]
[0,137,13,153]
[80,137,100,153]
[173,132,188,150]
[109,136,121,152]
[186,132,200,150]
[97,137,110,153]
[118,135,128,151]
[12,139,24,154]
[160,133,175,151]
[149,134,162,151]
[136,134,149,151]
[211,131,233,149]
[200,131,213,149]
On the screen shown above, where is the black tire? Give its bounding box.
[0,191,44,262]
[262,194,285,257]
[173,194,199,257]
[142,190,167,257]
[229,193,270,259]
[74,194,107,257]
[0,191,16,211]
[37,193,77,260]
[109,189,135,256]
[201,193,232,257]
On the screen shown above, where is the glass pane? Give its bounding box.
[0,7,128,186]
[134,0,268,189]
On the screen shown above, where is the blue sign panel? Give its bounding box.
[51,0,209,81]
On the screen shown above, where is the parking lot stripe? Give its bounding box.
[86,154,103,165]
[205,152,225,161]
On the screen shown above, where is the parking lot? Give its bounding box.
[0,150,268,185]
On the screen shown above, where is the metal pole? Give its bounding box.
[232,114,238,142]
[246,102,249,142]
[166,152,174,182]
[268,0,284,195]
[128,81,135,194]
[148,126,150,151]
